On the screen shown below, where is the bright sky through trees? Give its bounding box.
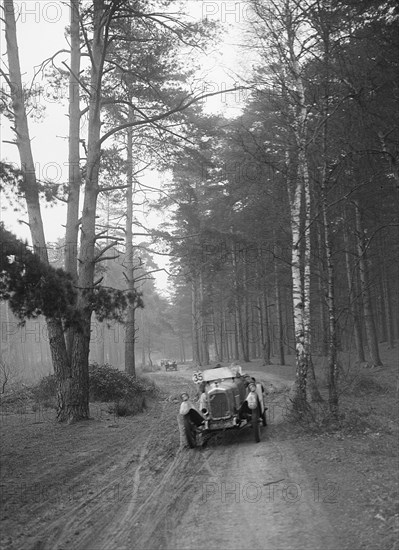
[0,1,249,245]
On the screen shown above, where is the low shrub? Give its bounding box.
[89,363,157,402]
[339,405,374,433]
[283,397,339,433]
[107,395,147,417]
[0,382,34,412]
[31,374,57,409]
[340,371,389,396]
[29,364,158,416]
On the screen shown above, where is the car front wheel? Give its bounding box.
[252,406,261,443]
[183,415,197,448]
[262,408,267,426]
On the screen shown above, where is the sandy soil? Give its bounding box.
[1,357,398,550]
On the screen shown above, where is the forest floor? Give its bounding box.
[0,344,398,550]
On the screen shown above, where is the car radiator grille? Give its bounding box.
[209,392,230,419]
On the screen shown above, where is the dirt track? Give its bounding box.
[2,368,340,550]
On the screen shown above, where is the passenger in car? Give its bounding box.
[198,382,209,415]
[179,392,205,427]
[239,377,267,419]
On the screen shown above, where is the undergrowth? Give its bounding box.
[281,368,398,437]
[2,363,159,417]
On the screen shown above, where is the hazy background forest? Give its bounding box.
[0,0,398,399]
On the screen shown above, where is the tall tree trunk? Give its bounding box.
[261,291,271,365]
[65,0,81,360]
[140,309,146,366]
[379,233,395,349]
[198,271,209,365]
[316,223,329,356]
[242,260,250,361]
[70,0,106,420]
[233,315,240,361]
[180,333,186,363]
[191,278,201,365]
[273,250,285,365]
[124,120,136,377]
[212,311,221,362]
[320,164,338,416]
[302,156,322,404]
[288,163,308,410]
[4,0,71,420]
[286,49,312,411]
[354,200,383,367]
[232,240,249,362]
[95,318,105,365]
[343,219,365,362]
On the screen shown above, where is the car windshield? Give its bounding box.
[202,366,239,382]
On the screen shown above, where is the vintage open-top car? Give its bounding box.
[161,359,178,371]
[181,365,267,447]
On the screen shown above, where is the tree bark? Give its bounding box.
[124,118,136,377]
[321,168,338,416]
[191,278,201,365]
[343,219,365,362]
[354,200,383,367]
[232,240,249,362]
[316,224,329,356]
[273,249,285,365]
[261,291,271,365]
[198,271,209,365]
[289,168,308,409]
[4,0,71,420]
[70,0,107,420]
[301,153,322,403]
[65,0,81,360]
[379,233,395,349]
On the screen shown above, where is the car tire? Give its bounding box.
[252,406,261,443]
[183,415,197,448]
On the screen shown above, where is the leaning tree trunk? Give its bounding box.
[4,0,72,420]
[354,200,383,367]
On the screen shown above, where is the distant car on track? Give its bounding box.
[161,360,178,372]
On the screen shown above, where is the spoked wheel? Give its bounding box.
[183,415,197,448]
[251,406,261,443]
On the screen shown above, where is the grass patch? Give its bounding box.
[140,363,162,373]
